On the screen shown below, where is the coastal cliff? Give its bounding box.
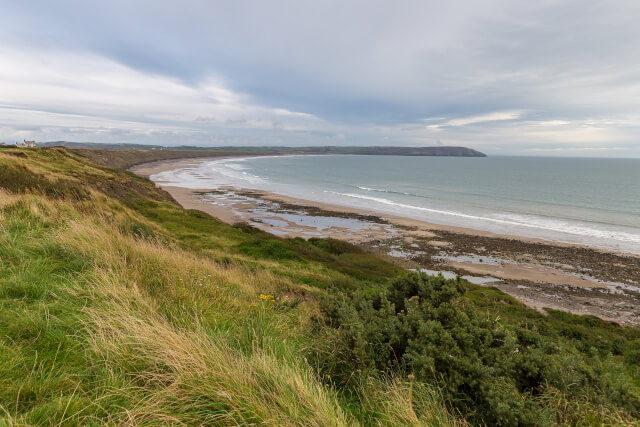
[335,146,486,156]
[1,147,637,426]
[27,143,487,170]
[39,141,487,158]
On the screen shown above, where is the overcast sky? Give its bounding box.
[1,0,639,156]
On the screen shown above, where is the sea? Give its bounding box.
[151,155,640,255]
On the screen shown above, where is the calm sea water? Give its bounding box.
[152,155,640,254]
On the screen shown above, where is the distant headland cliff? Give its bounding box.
[30,142,485,168]
[37,141,486,157]
[331,146,486,157]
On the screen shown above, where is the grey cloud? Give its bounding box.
[0,0,639,156]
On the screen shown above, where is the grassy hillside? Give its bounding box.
[0,147,638,425]
[69,148,259,170]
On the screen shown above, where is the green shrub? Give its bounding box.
[319,272,640,425]
[238,238,302,261]
[308,238,363,255]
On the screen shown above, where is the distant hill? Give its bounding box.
[333,146,486,157]
[38,141,486,168]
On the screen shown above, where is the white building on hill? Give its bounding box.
[21,140,36,148]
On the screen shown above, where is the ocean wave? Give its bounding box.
[149,158,265,188]
[224,162,248,171]
[324,191,640,244]
[353,185,412,196]
[204,159,265,185]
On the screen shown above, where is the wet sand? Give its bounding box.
[131,157,640,326]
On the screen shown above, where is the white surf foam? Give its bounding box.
[355,185,412,195]
[150,157,265,189]
[325,191,640,245]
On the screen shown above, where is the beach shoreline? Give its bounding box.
[130,156,639,257]
[131,157,640,326]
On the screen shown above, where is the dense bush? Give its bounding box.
[307,237,364,255]
[319,272,640,425]
[238,237,302,261]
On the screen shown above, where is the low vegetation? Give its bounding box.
[318,273,639,425]
[0,147,638,425]
[69,148,252,169]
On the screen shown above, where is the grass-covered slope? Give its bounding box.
[0,147,638,425]
[69,148,252,169]
[0,147,446,425]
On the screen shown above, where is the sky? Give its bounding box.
[1,0,640,156]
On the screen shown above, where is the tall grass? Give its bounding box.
[3,148,636,425]
[0,188,461,425]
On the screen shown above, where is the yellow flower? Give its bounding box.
[259,294,275,306]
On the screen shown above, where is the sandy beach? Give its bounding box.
[131,157,640,326]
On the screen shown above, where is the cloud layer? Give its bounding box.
[1,0,639,156]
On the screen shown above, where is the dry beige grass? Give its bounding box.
[45,202,461,426]
[0,189,21,208]
[53,212,345,425]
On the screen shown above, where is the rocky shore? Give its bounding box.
[132,159,640,326]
